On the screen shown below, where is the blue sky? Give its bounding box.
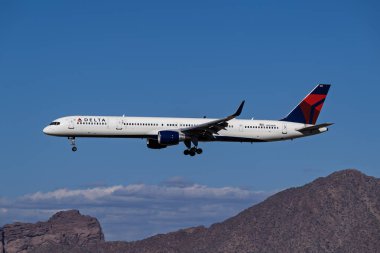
[1,0,380,240]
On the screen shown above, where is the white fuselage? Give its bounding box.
[43,85,332,154]
[43,115,325,143]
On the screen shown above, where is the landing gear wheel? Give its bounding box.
[68,137,77,152]
[183,139,202,156]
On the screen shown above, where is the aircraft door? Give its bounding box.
[282,124,287,134]
[116,119,123,130]
[239,124,244,132]
[68,118,75,129]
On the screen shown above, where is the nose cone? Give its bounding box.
[43,126,51,135]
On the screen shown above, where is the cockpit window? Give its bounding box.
[49,122,60,125]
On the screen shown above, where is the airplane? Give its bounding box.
[43,84,332,156]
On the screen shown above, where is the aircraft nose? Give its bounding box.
[43,126,51,135]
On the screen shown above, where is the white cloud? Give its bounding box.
[0,181,275,241]
[25,185,124,201]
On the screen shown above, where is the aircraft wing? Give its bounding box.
[296,123,334,133]
[181,101,245,139]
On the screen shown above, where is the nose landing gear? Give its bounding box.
[68,137,77,152]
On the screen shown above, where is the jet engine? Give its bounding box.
[147,139,167,149]
[158,130,185,145]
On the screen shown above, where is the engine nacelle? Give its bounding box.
[158,130,185,146]
[147,139,167,149]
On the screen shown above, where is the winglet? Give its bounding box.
[233,100,245,117]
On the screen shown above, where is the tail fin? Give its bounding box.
[281,84,331,125]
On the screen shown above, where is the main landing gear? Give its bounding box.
[183,139,203,156]
[183,147,203,156]
[68,137,77,152]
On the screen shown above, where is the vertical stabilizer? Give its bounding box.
[281,84,331,124]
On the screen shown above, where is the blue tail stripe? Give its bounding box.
[282,106,305,123]
[311,84,331,95]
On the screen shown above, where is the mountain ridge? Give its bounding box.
[1,169,380,253]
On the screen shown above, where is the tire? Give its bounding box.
[184,149,189,155]
[189,150,196,156]
[196,148,203,154]
[72,147,77,152]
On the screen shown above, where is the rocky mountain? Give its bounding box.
[101,169,380,253]
[1,210,104,253]
[2,169,380,253]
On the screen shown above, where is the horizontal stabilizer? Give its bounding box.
[297,123,334,132]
